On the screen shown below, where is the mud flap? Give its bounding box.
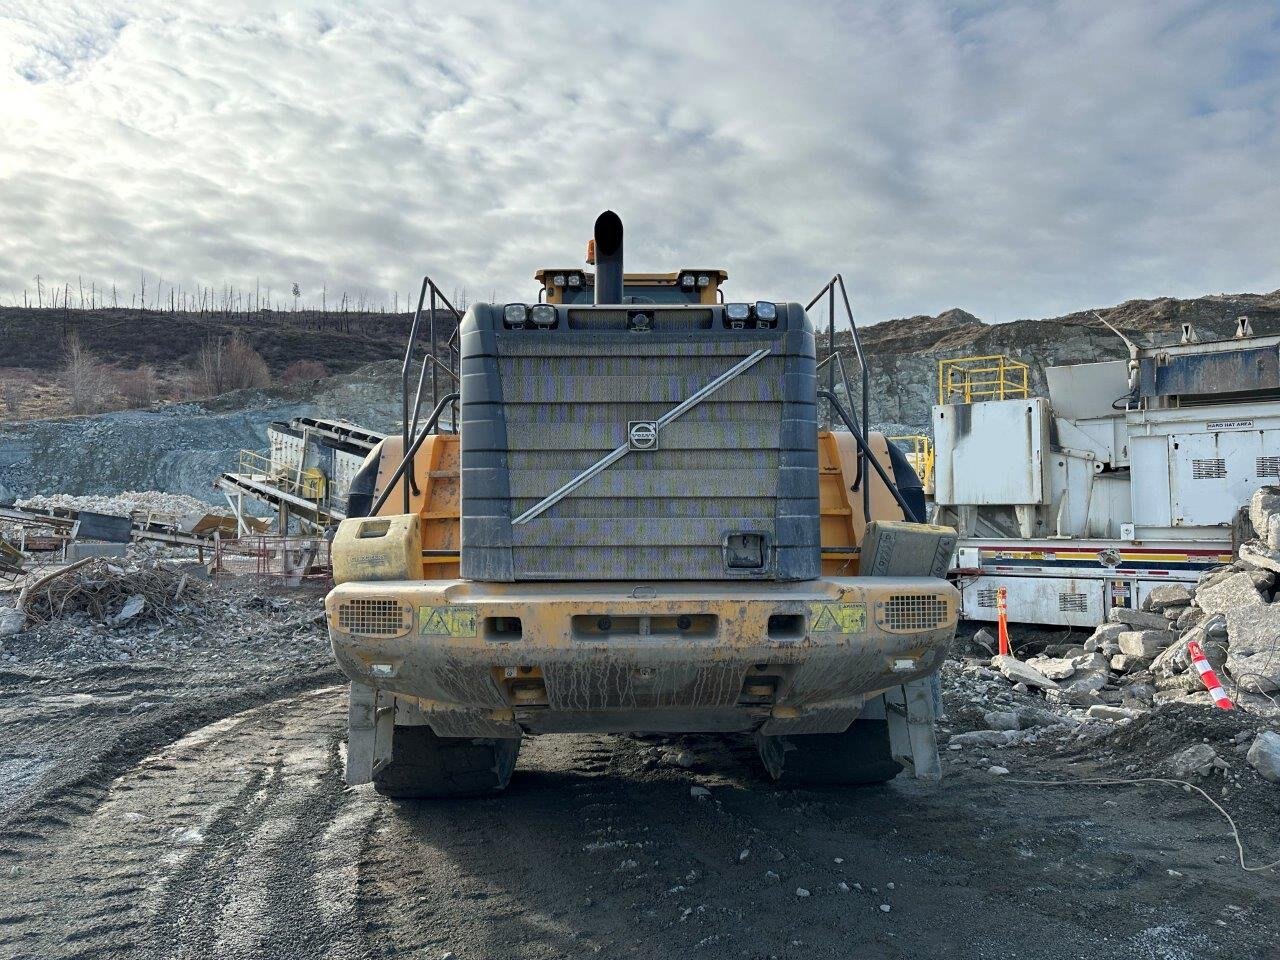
[883,676,942,781]
[345,682,394,785]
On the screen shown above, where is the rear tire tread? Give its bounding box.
[758,718,902,786]
[374,725,520,798]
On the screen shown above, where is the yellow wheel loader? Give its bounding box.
[325,211,958,797]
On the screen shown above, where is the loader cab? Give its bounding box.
[535,268,728,305]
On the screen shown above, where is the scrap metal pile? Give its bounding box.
[16,557,205,628]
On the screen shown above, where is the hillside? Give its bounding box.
[2,289,1278,504]
[834,290,1280,434]
[0,306,455,375]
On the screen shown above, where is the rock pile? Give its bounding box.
[16,490,231,521]
[984,488,1280,714]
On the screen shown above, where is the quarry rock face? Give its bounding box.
[0,362,403,505]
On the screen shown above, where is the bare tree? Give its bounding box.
[114,365,158,407]
[281,359,329,384]
[192,334,271,396]
[62,333,115,414]
[2,378,29,416]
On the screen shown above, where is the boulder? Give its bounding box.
[1196,568,1235,592]
[1106,607,1170,630]
[1246,731,1280,784]
[1084,622,1129,652]
[1086,704,1142,721]
[1059,665,1108,695]
[0,606,24,638]
[1110,654,1151,673]
[982,711,1021,731]
[1023,656,1076,681]
[990,655,1059,690]
[1143,584,1194,612]
[1248,486,1280,544]
[1174,605,1205,632]
[1238,542,1280,576]
[1195,572,1265,616]
[1013,705,1066,728]
[1269,514,1280,553]
[1117,630,1177,658]
[1120,682,1156,706]
[972,627,998,652]
[1167,743,1220,778]
[1224,604,1280,693]
[1151,637,1191,677]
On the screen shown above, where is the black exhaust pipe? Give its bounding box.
[593,210,623,304]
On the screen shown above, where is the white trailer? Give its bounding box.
[933,322,1279,626]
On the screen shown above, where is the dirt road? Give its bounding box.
[2,682,1276,960]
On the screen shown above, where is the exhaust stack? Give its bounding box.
[593,210,623,304]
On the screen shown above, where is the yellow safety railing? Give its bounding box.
[236,449,326,501]
[888,435,935,492]
[937,355,1030,405]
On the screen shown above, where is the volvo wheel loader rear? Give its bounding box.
[325,211,958,796]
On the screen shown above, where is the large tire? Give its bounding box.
[373,725,521,798]
[756,718,902,786]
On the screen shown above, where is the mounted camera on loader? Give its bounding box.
[324,211,959,797]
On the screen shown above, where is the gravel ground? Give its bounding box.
[0,598,1277,960]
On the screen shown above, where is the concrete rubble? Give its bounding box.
[944,486,1280,794]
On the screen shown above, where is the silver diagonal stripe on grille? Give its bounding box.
[510,347,772,525]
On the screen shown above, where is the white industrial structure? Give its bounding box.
[217,417,383,535]
[932,319,1280,626]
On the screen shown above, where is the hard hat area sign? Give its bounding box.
[808,602,867,634]
[418,606,477,637]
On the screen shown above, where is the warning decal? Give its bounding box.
[808,602,867,634]
[418,606,477,638]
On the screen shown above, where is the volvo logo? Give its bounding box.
[628,421,658,450]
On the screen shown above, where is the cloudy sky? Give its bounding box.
[1,0,1277,323]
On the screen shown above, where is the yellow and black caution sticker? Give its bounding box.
[808,601,867,634]
[418,606,477,638]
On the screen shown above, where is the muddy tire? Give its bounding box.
[373,725,521,798]
[756,719,902,786]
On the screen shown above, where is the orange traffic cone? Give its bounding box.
[996,587,1011,656]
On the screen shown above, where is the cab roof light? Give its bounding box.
[503,303,529,328]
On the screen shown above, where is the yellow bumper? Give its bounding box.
[325,577,958,737]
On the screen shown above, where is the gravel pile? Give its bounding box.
[16,490,231,520]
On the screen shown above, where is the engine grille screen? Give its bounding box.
[459,303,820,581]
[882,594,951,631]
[336,598,412,638]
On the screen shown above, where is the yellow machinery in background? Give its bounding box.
[889,435,936,497]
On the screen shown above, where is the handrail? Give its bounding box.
[807,275,870,524]
[374,393,461,518]
[937,354,1029,405]
[819,390,920,523]
[401,277,464,512]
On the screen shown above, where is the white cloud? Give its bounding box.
[0,0,1277,323]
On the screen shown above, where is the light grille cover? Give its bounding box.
[882,594,951,632]
[336,598,412,638]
